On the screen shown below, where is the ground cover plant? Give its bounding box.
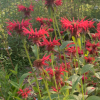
[1,0,100,100]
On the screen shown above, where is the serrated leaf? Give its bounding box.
[86,96,100,100]
[81,64,94,74]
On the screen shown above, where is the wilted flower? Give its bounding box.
[33,54,51,69]
[17,4,34,17]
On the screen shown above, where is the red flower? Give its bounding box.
[36,17,53,26]
[23,27,49,46]
[33,54,51,69]
[6,19,31,36]
[84,56,95,63]
[46,66,67,83]
[82,75,88,84]
[42,38,60,52]
[17,4,34,17]
[17,88,31,98]
[44,0,62,7]
[61,17,94,37]
[86,41,100,55]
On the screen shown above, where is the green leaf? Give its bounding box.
[72,76,82,93]
[60,41,73,50]
[86,96,100,100]
[86,87,95,95]
[10,80,19,89]
[81,64,94,74]
[31,45,38,58]
[77,38,81,49]
[59,86,72,93]
[19,73,30,87]
[95,72,100,79]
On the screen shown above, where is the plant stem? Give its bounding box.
[23,39,42,99]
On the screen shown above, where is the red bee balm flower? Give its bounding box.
[84,56,95,63]
[17,88,31,98]
[17,4,34,17]
[42,38,60,52]
[23,27,49,46]
[33,54,51,69]
[61,17,94,38]
[36,17,53,26]
[6,19,31,36]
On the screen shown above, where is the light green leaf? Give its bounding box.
[19,73,30,87]
[81,64,94,74]
[86,96,100,100]
[95,72,100,79]
[10,80,19,89]
[60,41,73,50]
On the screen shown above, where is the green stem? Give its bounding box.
[23,39,42,99]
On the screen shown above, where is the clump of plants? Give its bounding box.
[1,0,100,100]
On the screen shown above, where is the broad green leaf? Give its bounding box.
[60,41,73,50]
[64,95,79,100]
[86,96,100,100]
[59,86,72,93]
[95,72,100,79]
[10,80,19,89]
[42,94,60,100]
[31,45,38,58]
[86,87,95,95]
[19,73,30,87]
[72,76,82,93]
[81,64,94,74]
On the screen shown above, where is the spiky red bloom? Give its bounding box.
[17,4,34,17]
[91,33,100,40]
[17,88,31,98]
[36,17,53,26]
[33,54,51,69]
[61,17,94,37]
[97,22,100,33]
[84,56,95,63]
[44,0,62,7]
[23,27,49,46]
[86,41,100,55]
[46,66,67,83]
[6,19,31,36]
[42,38,60,52]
